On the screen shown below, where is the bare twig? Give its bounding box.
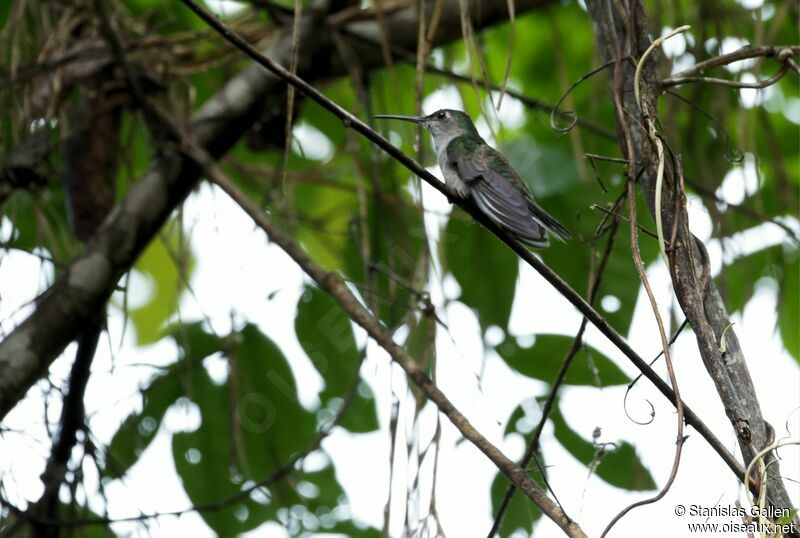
[590,204,659,239]
[336,27,618,139]
[661,45,800,88]
[663,63,790,90]
[551,59,620,133]
[30,323,101,537]
[685,179,800,245]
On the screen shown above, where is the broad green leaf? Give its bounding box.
[489,403,544,536]
[295,286,378,432]
[293,175,359,270]
[503,138,582,198]
[173,365,273,536]
[443,214,518,331]
[497,334,630,386]
[169,321,226,363]
[504,403,528,435]
[5,188,72,259]
[233,324,316,482]
[129,225,195,345]
[550,405,655,491]
[0,1,10,31]
[490,470,542,536]
[296,286,360,396]
[334,381,380,433]
[104,323,222,480]
[718,245,785,315]
[169,323,375,535]
[105,372,183,480]
[299,81,356,148]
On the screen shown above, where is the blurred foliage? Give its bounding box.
[549,404,656,492]
[0,0,797,536]
[497,334,631,386]
[128,222,196,345]
[295,286,379,432]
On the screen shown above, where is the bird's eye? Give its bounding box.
[436,111,446,119]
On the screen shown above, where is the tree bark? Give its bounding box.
[585,0,797,522]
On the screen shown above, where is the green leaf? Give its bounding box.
[719,245,785,315]
[173,363,273,536]
[550,405,655,491]
[779,252,799,362]
[490,470,542,536]
[343,193,427,329]
[169,321,226,362]
[5,188,72,258]
[503,138,582,198]
[442,214,518,330]
[170,323,377,535]
[129,225,195,345]
[169,324,319,535]
[489,403,546,536]
[296,286,360,396]
[497,334,630,386]
[105,371,183,480]
[293,175,358,270]
[233,324,317,481]
[295,286,378,432]
[0,1,10,30]
[104,323,222,480]
[336,381,380,433]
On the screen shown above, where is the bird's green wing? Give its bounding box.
[447,138,550,248]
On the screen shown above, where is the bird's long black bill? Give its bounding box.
[373,114,424,123]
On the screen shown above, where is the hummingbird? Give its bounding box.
[375,109,571,248]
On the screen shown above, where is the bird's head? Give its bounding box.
[375,109,478,144]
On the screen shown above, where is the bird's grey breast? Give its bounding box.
[437,141,470,198]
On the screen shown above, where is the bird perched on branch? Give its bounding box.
[376,109,571,248]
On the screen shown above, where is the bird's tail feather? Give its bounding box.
[529,203,572,243]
